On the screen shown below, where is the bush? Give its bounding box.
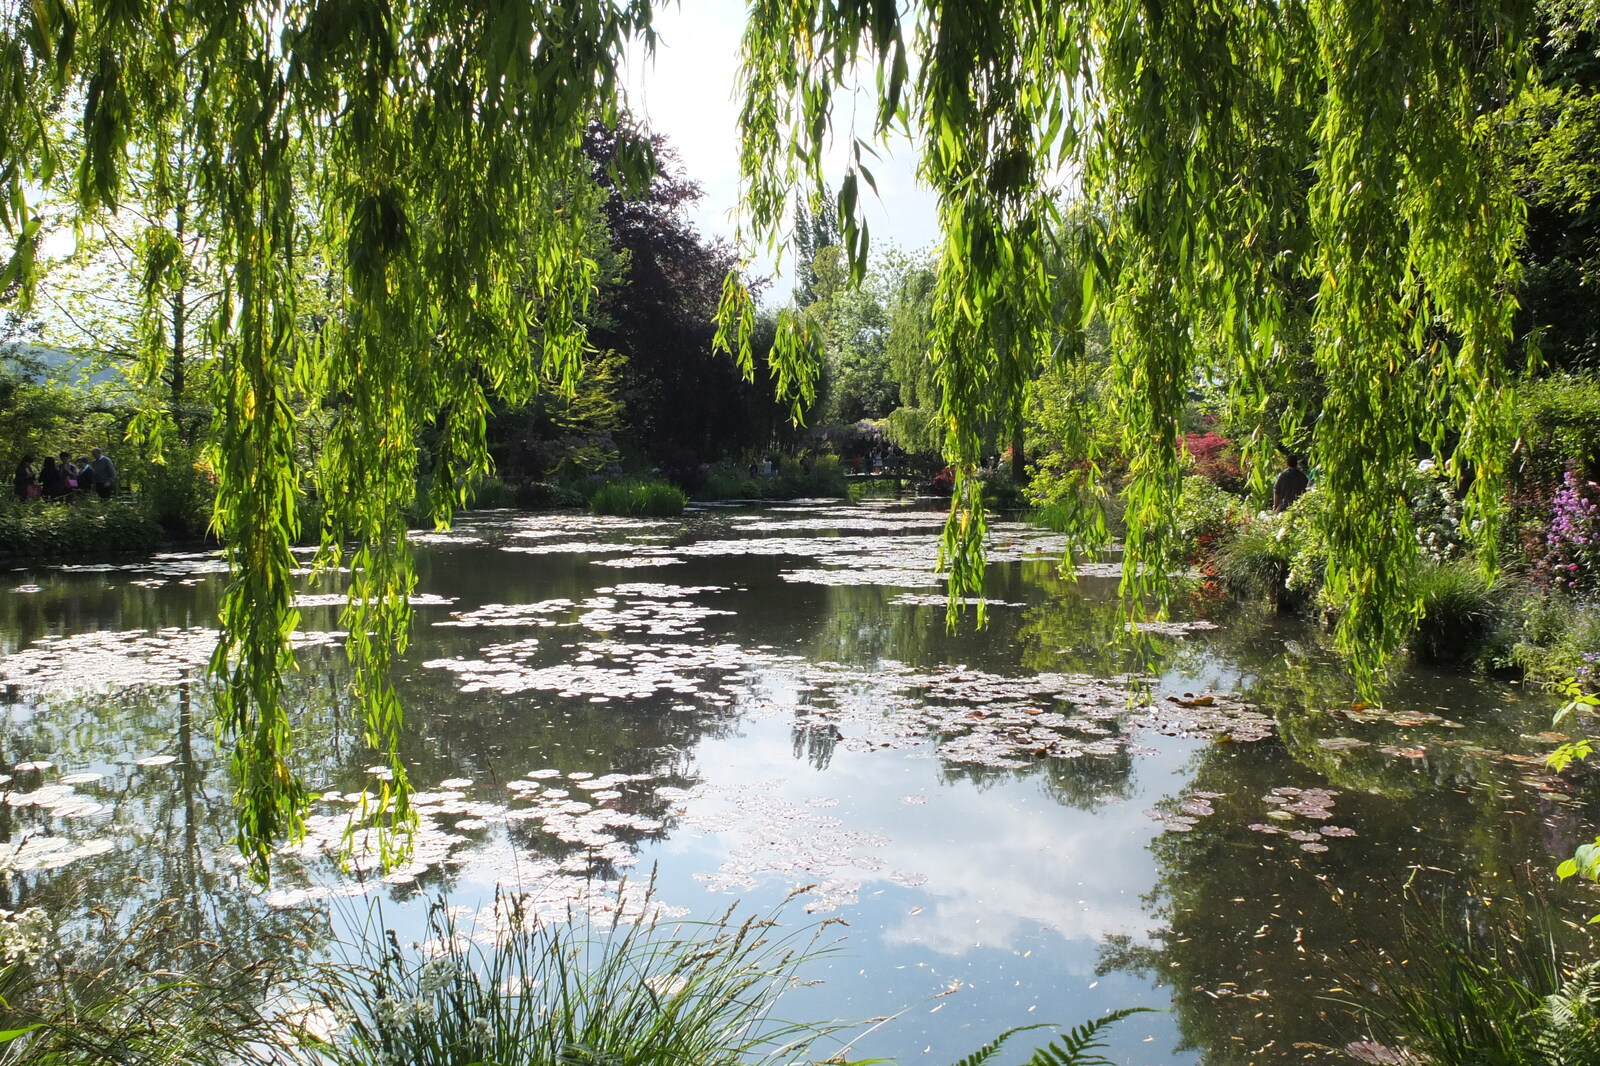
[976,467,1027,511]
[1512,595,1600,685]
[1181,431,1246,492]
[695,456,847,502]
[1216,518,1293,602]
[589,478,687,517]
[1175,475,1247,548]
[768,455,847,499]
[463,476,520,510]
[0,497,164,557]
[129,445,217,540]
[1408,560,1510,666]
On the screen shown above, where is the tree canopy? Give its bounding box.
[0,0,1547,867]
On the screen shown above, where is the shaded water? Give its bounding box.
[2,499,1597,1064]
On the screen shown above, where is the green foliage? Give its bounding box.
[943,1009,1151,1066]
[729,0,1533,690]
[589,478,687,517]
[1504,69,1600,371]
[314,893,846,1066]
[1544,677,1600,888]
[0,908,298,1066]
[0,0,1549,865]
[1361,903,1600,1066]
[1175,477,1246,551]
[1215,520,1293,602]
[129,443,217,540]
[1407,560,1511,665]
[1514,597,1600,683]
[1512,375,1600,490]
[695,456,847,502]
[0,498,163,557]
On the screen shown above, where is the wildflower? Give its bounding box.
[417,957,457,995]
[0,908,49,963]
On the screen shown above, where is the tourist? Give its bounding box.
[12,454,38,500]
[39,456,69,501]
[1272,454,1309,512]
[88,447,116,499]
[57,452,79,495]
[75,456,97,498]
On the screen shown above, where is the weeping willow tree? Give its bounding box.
[722,0,1534,671]
[0,0,1538,869]
[1,0,663,872]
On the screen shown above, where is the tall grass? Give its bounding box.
[1354,902,1600,1066]
[0,906,309,1066]
[1215,521,1292,604]
[589,478,688,517]
[313,889,848,1066]
[1408,560,1509,665]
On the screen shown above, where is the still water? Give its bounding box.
[1,499,1596,1064]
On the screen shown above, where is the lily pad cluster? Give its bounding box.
[1246,787,1356,853]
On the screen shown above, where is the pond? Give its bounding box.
[2,498,1597,1064]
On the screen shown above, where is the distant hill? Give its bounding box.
[1,342,129,391]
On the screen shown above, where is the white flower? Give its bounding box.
[417,957,457,995]
[0,908,49,963]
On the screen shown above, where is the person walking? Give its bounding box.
[1272,454,1309,512]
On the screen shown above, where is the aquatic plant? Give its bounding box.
[311,890,849,1066]
[1406,560,1510,666]
[589,479,689,518]
[1354,901,1600,1066]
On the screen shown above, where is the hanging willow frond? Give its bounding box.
[731,0,1533,687]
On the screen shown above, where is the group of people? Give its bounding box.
[11,448,116,502]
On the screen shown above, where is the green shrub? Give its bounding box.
[462,476,520,510]
[1216,518,1293,601]
[130,445,216,540]
[589,478,687,517]
[1407,560,1510,666]
[770,454,846,499]
[1512,595,1600,684]
[976,467,1027,511]
[0,498,164,557]
[1175,475,1247,546]
[698,465,765,501]
[696,456,847,502]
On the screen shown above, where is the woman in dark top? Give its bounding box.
[12,455,37,500]
[40,456,69,500]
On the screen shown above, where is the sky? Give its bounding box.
[621,0,941,298]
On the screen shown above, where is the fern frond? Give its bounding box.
[1539,961,1600,1066]
[1028,1007,1155,1066]
[946,1022,1054,1066]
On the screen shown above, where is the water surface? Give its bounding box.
[2,500,1595,1064]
